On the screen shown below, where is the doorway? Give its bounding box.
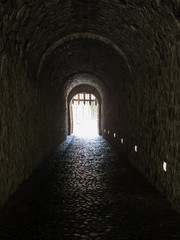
[70,93,99,138]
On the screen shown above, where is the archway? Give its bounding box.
[68,84,102,137]
[70,92,99,138]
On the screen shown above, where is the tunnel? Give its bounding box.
[0,0,180,234]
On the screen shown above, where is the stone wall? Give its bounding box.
[0,49,64,208]
[0,0,180,213]
[103,6,180,211]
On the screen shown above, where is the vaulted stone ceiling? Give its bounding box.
[1,0,180,212]
[0,0,178,86]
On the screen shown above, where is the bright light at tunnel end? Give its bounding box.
[71,93,99,139]
[73,119,99,139]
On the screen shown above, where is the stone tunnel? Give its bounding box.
[0,0,180,229]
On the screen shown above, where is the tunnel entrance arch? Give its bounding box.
[62,72,107,138]
[70,92,99,138]
[68,84,101,136]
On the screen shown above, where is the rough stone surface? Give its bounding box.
[0,45,64,208]
[0,0,180,214]
[0,136,179,240]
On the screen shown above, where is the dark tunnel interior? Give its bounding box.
[0,0,180,214]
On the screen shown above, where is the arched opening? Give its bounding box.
[67,84,102,138]
[70,92,99,138]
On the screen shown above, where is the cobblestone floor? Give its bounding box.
[0,136,180,240]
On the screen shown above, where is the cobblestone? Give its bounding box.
[0,136,180,240]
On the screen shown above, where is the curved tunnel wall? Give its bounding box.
[0,1,180,212]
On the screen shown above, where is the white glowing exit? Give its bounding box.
[71,93,99,138]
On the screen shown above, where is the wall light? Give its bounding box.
[135,145,138,152]
[114,133,116,138]
[163,162,167,172]
[104,129,106,133]
[108,130,110,135]
[121,138,124,144]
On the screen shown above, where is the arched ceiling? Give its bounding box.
[63,73,107,102]
[0,0,178,89]
[39,37,130,92]
[37,32,132,77]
